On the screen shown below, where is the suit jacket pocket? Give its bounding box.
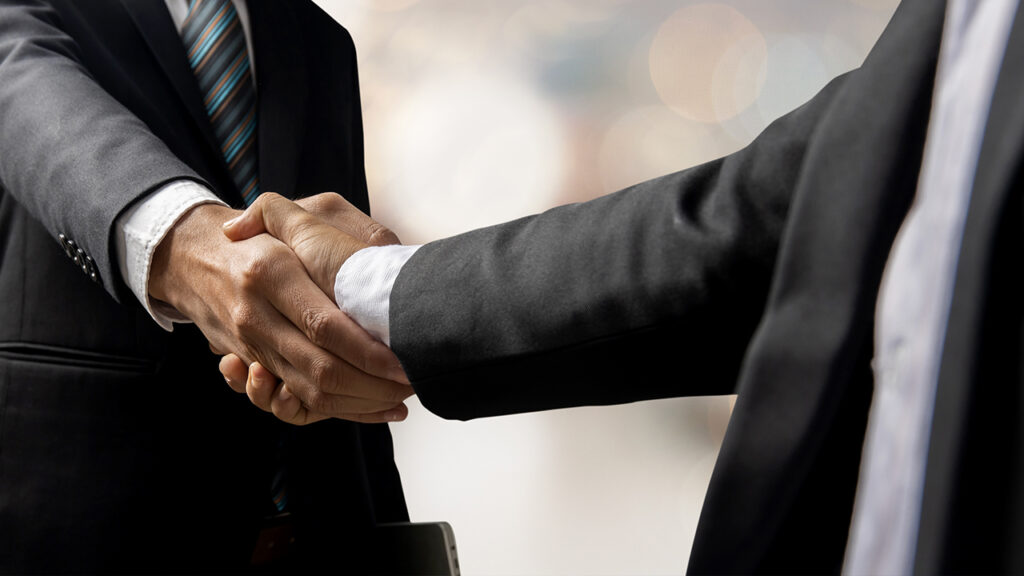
[0,341,158,373]
[0,340,233,569]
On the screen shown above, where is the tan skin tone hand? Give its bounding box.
[149,193,411,425]
[214,192,410,425]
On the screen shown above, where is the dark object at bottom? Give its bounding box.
[368,522,460,576]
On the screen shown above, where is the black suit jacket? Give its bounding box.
[0,1,406,572]
[390,1,1024,572]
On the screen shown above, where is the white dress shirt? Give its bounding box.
[336,1,1021,573]
[844,1,1019,574]
[114,0,252,330]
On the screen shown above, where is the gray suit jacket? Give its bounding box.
[390,1,1024,572]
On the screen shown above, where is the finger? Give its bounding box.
[245,307,412,415]
[220,354,249,394]
[221,197,272,242]
[224,192,316,248]
[272,384,409,426]
[232,195,357,295]
[334,401,410,424]
[209,342,225,355]
[249,245,410,384]
[342,401,410,424]
[246,361,279,413]
[225,236,409,415]
[280,344,413,414]
[270,384,331,426]
[297,193,401,246]
[269,276,410,384]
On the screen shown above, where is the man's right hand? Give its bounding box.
[148,201,412,424]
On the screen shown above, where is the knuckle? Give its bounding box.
[248,192,270,213]
[302,308,335,348]
[365,221,399,246]
[240,252,272,285]
[304,388,331,414]
[229,301,258,331]
[310,192,340,210]
[309,358,340,392]
[323,193,346,212]
[258,191,284,206]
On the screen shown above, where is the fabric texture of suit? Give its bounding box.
[390,0,1024,572]
[0,1,406,572]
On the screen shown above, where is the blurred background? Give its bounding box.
[316,1,899,573]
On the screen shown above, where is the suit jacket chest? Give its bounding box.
[690,0,948,572]
[48,0,369,211]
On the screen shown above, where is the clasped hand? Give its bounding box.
[149,192,409,425]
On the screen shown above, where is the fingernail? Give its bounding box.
[222,215,242,229]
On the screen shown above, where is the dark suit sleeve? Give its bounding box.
[0,0,203,300]
[390,72,852,421]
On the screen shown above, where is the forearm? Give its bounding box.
[0,1,204,299]
[389,72,855,420]
[115,180,227,330]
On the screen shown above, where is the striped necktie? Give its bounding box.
[181,0,261,205]
[181,0,286,517]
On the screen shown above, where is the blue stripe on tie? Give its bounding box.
[224,119,256,162]
[182,0,222,46]
[190,18,231,70]
[212,97,250,140]
[204,52,246,112]
[196,34,244,86]
[233,150,257,178]
[188,3,232,59]
[222,111,254,155]
[205,58,250,114]
[212,91,249,132]
[187,2,231,56]
[189,6,235,67]
[243,179,261,205]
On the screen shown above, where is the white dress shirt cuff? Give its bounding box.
[115,180,227,331]
[335,244,422,346]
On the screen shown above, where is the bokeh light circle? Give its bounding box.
[598,106,739,195]
[376,72,567,242]
[649,3,767,123]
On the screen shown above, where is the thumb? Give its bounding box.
[222,192,313,247]
[224,192,367,296]
[297,193,401,247]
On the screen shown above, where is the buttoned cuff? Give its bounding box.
[115,180,227,331]
[335,244,422,346]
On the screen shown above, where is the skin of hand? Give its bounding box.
[217,192,409,425]
[148,193,411,425]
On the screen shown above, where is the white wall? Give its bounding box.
[315,1,899,573]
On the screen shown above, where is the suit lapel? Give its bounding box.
[914,3,1024,573]
[117,0,222,170]
[247,0,310,199]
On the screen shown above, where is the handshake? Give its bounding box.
[149,192,412,426]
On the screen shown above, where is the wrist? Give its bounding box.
[150,203,240,306]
